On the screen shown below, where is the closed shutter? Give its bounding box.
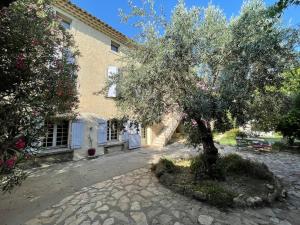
[98,120,107,145]
[71,120,84,149]
[107,66,118,97]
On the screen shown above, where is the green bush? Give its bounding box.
[272,142,285,151]
[190,154,225,180]
[190,154,205,174]
[194,181,236,208]
[152,158,176,177]
[276,94,300,145]
[222,154,273,181]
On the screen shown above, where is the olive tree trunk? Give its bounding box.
[196,119,219,178]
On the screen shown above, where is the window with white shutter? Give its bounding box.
[107,66,118,97]
[71,120,84,149]
[97,120,107,145]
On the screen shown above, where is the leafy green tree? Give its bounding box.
[0,0,79,192]
[269,0,300,17]
[108,0,299,179]
[277,94,300,145]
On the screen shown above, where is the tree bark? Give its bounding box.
[196,119,219,178]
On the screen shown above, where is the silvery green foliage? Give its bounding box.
[114,0,299,132]
[220,0,299,125]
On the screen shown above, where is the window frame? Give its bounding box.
[56,12,72,30]
[107,120,119,142]
[107,66,118,98]
[111,41,120,53]
[141,126,147,139]
[43,121,69,149]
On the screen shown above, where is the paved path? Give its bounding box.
[0,144,197,225]
[1,143,300,225]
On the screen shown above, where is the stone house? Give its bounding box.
[43,0,181,159]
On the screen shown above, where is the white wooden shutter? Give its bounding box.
[71,120,84,149]
[129,134,141,149]
[107,66,118,97]
[97,119,107,145]
[66,49,74,64]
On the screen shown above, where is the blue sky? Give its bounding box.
[71,0,300,38]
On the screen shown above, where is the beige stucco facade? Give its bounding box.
[54,7,124,119]
[53,4,143,158]
[48,2,180,159]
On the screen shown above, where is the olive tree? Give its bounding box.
[109,0,299,178]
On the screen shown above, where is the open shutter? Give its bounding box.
[98,120,107,145]
[129,134,141,149]
[107,66,118,97]
[66,49,75,64]
[71,120,84,149]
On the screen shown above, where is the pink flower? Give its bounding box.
[5,158,16,169]
[15,138,26,150]
[191,119,198,127]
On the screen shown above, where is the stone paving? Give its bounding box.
[24,146,300,225]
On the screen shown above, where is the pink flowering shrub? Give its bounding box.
[5,158,16,169]
[0,0,79,193]
[15,138,26,150]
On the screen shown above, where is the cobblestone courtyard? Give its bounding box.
[22,144,300,225]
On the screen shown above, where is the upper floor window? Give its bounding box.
[61,20,71,29]
[57,12,72,30]
[111,41,120,53]
[107,66,118,98]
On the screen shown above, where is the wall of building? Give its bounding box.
[55,7,125,120]
[52,7,160,156]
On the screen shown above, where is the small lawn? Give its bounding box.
[213,129,239,146]
[214,129,283,147]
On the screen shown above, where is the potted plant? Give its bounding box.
[87,127,96,158]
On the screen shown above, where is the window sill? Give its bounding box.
[109,50,121,56]
[98,141,126,147]
[37,148,73,157]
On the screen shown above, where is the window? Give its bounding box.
[141,126,147,139]
[111,41,120,53]
[107,66,118,97]
[43,121,69,148]
[61,20,71,29]
[56,12,71,30]
[107,120,119,141]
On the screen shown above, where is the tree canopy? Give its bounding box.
[110,0,299,178]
